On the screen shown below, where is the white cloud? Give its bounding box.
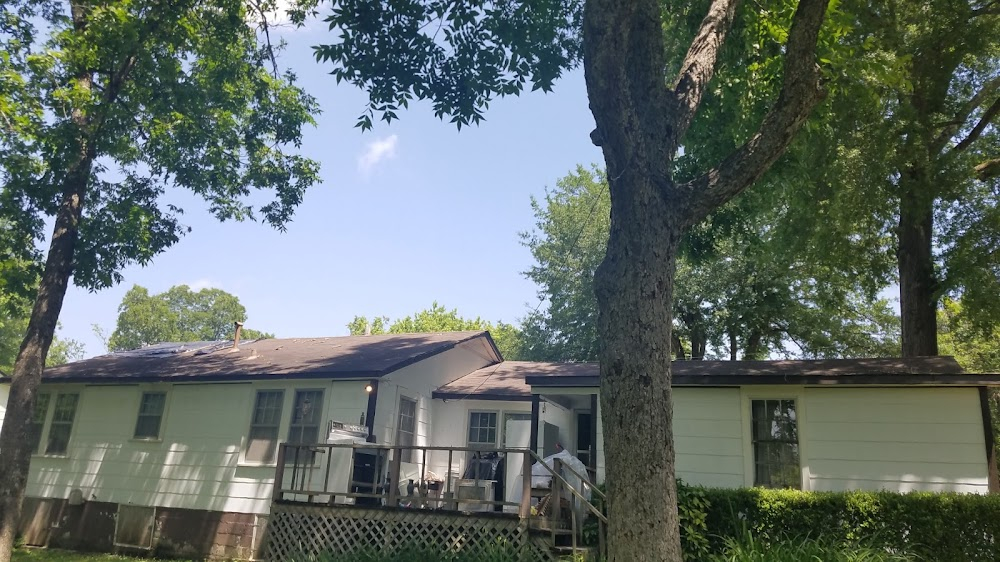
[186,279,221,292]
[357,134,399,177]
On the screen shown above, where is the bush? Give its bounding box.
[710,532,915,562]
[693,486,1000,561]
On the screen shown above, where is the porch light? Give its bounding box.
[365,383,374,393]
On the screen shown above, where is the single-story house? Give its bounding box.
[1,330,997,559]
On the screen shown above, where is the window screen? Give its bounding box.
[246,390,284,463]
[134,392,167,440]
[396,397,416,463]
[751,399,800,489]
[46,393,79,455]
[468,411,498,447]
[30,393,50,454]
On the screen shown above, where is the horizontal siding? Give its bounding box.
[27,380,369,514]
[804,387,989,493]
[674,388,744,488]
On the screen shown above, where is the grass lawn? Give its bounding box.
[13,548,182,562]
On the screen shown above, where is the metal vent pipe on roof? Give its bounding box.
[233,321,244,349]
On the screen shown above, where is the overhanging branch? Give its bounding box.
[934,74,1000,152]
[976,157,1000,180]
[954,96,1000,152]
[678,0,830,228]
[670,0,742,143]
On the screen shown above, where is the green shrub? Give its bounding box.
[697,487,1000,561]
[710,531,914,562]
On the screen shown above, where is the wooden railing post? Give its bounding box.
[551,458,562,529]
[272,443,287,502]
[519,451,532,519]
[387,446,402,507]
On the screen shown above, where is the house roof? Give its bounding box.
[36,331,499,384]
[433,361,544,401]
[523,356,1000,388]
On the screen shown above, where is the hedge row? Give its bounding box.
[679,485,1000,561]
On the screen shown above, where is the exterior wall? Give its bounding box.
[26,378,369,516]
[372,339,498,482]
[0,382,8,429]
[802,387,989,493]
[675,387,744,488]
[547,385,990,493]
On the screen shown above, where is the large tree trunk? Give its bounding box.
[897,171,939,357]
[595,180,685,560]
[0,19,92,555]
[581,0,826,559]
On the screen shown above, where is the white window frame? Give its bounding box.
[44,391,80,456]
[242,389,286,466]
[29,392,53,454]
[741,387,808,490]
[396,395,417,463]
[132,389,170,442]
[467,410,500,449]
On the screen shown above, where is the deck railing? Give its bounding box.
[272,442,606,559]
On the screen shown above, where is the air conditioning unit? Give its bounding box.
[455,479,495,512]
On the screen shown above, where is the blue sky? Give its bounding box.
[57,20,604,358]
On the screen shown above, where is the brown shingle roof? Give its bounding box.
[524,356,999,388]
[433,357,1000,398]
[433,361,574,400]
[39,331,497,383]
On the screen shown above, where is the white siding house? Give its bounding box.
[1,335,997,559]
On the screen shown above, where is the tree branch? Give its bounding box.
[976,157,1000,180]
[670,0,742,143]
[934,74,1000,151]
[678,0,830,227]
[953,96,1000,152]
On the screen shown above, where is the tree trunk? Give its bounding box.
[744,330,764,360]
[897,170,938,357]
[0,32,92,558]
[672,333,687,360]
[595,177,685,561]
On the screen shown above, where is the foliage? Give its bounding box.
[697,487,1000,562]
[938,298,1000,373]
[710,532,914,562]
[1,311,83,375]
[0,0,321,292]
[11,548,180,562]
[348,302,523,360]
[314,0,583,130]
[519,166,901,362]
[107,284,272,352]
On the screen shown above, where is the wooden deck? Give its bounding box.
[262,443,606,561]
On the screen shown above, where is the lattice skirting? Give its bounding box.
[262,503,556,561]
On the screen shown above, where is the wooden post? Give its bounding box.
[519,451,532,519]
[551,458,562,529]
[387,446,402,507]
[272,443,287,502]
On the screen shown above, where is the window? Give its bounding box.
[751,399,800,489]
[133,392,167,440]
[245,390,284,464]
[29,394,50,453]
[396,397,416,463]
[468,411,498,447]
[46,393,79,455]
[288,390,324,444]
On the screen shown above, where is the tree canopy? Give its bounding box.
[0,1,321,556]
[348,302,523,360]
[519,165,901,362]
[107,284,273,352]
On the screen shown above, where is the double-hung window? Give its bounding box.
[750,399,801,489]
[46,393,79,455]
[29,393,51,453]
[396,397,417,463]
[288,390,324,445]
[468,411,498,448]
[245,390,284,464]
[133,392,167,440]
